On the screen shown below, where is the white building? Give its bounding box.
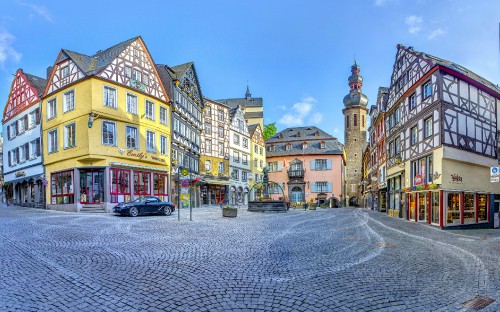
[2,69,47,207]
[228,105,251,205]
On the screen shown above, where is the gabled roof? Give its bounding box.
[155,64,174,99]
[25,73,47,95]
[398,44,500,95]
[170,62,193,78]
[61,37,138,76]
[248,124,258,136]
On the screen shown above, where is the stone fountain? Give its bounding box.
[248,167,288,212]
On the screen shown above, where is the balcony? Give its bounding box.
[287,169,305,179]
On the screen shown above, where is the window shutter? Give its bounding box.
[24,116,28,129]
[327,159,332,170]
[311,182,317,193]
[35,108,40,125]
[8,151,11,167]
[16,148,20,163]
[7,125,10,140]
[277,161,283,171]
[327,182,332,193]
[310,160,316,170]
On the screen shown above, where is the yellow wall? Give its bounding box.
[200,155,229,177]
[42,77,171,201]
[442,158,497,192]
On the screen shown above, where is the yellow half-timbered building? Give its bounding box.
[42,37,171,212]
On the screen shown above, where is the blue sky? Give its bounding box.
[1,0,499,144]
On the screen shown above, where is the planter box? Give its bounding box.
[222,207,238,217]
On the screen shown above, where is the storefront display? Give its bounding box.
[447,192,461,225]
[409,193,416,221]
[418,193,427,222]
[477,194,488,222]
[463,193,475,223]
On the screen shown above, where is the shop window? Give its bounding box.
[110,168,130,203]
[153,173,168,201]
[134,171,151,196]
[463,193,475,223]
[51,170,74,204]
[446,193,461,225]
[477,194,488,221]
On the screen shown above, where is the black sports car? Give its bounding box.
[113,196,175,217]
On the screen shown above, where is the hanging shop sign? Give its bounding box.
[413,174,423,186]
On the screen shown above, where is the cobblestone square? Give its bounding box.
[0,205,499,311]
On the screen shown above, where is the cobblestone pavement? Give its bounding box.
[0,204,499,311]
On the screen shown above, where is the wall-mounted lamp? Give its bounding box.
[88,113,100,128]
[395,156,405,168]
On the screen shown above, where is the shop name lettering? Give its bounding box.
[126,150,166,163]
[451,174,463,182]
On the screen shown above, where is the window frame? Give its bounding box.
[63,89,75,113]
[102,120,117,146]
[424,116,433,138]
[104,86,117,109]
[126,125,139,149]
[160,135,168,155]
[126,92,138,114]
[47,98,57,120]
[64,122,76,149]
[48,129,58,154]
[159,106,168,125]
[145,100,155,120]
[146,130,156,152]
[410,126,418,146]
[423,81,432,99]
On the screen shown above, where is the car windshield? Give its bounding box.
[132,197,149,203]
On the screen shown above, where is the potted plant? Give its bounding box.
[309,197,316,210]
[222,205,238,218]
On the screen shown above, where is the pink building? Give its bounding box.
[266,126,345,206]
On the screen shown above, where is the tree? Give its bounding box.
[263,123,277,140]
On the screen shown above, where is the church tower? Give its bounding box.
[342,61,368,206]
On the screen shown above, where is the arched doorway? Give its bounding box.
[291,186,303,202]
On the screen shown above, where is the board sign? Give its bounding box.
[491,176,499,183]
[181,168,189,176]
[181,180,190,188]
[414,174,423,186]
[491,167,499,177]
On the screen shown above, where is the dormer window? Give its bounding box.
[286,144,291,151]
[302,142,307,150]
[320,141,326,149]
[268,145,275,152]
[297,132,301,137]
[315,130,320,136]
[279,133,283,139]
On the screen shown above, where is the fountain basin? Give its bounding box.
[248,200,288,212]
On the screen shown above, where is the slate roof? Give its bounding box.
[24,73,47,96]
[244,111,263,119]
[170,62,193,78]
[266,126,343,157]
[248,124,258,136]
[61,37,138,76]
[216,97,263,108]
[399,44,500,94]
[155,64,174,99]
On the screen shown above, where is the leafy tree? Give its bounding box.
[263,122,277,140]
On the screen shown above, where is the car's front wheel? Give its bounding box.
[163,206,172,216]
[129,207,139,217]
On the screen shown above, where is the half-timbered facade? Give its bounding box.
[199,97,231,205]
[157,62,203,208]
[2,69,46,208]
[229,105,251,205]
[385,44,500,228]
[248,124,266,200]
[42,37,171,212]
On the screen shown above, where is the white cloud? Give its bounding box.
[332,128,339,135]
[18,2,53,22]
[374,0,388,6]
[428,28,446,40]
[405,15,423,34]
[0,28,22,67]
[277,105,287,110]
[278,97,319,127]
[307,112,323,124]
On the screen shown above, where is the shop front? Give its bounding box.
[387,172,404,218]
[48,165,170,212]
[200,177,230,206]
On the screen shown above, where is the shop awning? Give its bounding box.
[386,171,404,180]
[203,178,232,186]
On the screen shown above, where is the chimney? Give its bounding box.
[46,66,53,79]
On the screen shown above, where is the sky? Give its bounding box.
[0,0,499,144]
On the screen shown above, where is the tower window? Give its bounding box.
[346,115,349,128]
[354,114,357,127]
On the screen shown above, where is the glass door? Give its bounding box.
[418,192,428,223]
[431,192,440,224]
[80,169,104,204]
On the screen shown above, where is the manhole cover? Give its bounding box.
[462,296,495,310]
